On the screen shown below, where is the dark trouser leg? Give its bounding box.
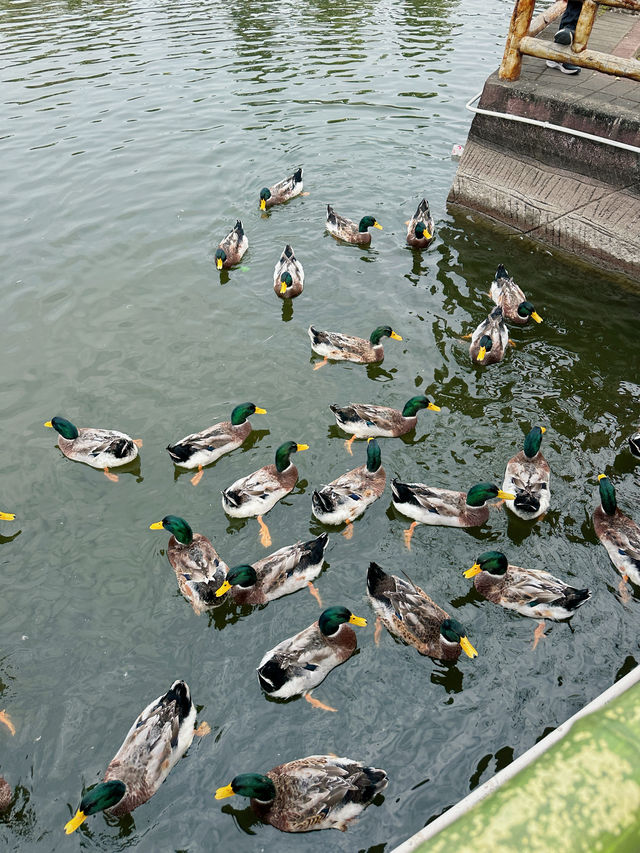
[559,0,583,32]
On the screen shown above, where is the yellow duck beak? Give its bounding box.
[464,562,482,579]
[296,443,309,451]
[215,783,235,800]
[260,198,266,211]
[216,258,223,270]
[390,331,402,341]
[349,614,367,627]
[149,521,164,530]
[373,221,383,230]
[64,809,87,834]
[497,490,515,500]
[280,281,288,294]
[540,426,546,433]
[598,473,607,481]
[531,311,543,323]
[477,346,487,362]
[0,511,15,521]
[423,229,433,239]
[460,636,478,659]
[216,580,232,598]
[44,421,53,428]
[427,402,441,412]
[254,407,267,414]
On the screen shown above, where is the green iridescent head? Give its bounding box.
[149,515,193,545]
[401,395,441,418]
[415,222,431,240]
[226,565,257,589]
[45,416,79,440]
[598,474,617,516]
[216,773,276,802]
[369,325,402,345]
[231,403,266,426]
[280,272,293,287]
[65,780,126,833]
[523,426,545,459]
[318,605,367,636]
[275,441,308,473]
[465,483,514,507]
[479,334,493,352]
[215,248,227,269]
[366,438,382,472]
[440,618,478,658]
[358,216,382,233]
[518,301,542,323]
[473,551,508,576]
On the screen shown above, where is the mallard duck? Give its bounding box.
[149,516,228,614]
[465,551,590,619]
[367,562,477,660]
[222,441,308,546]
[166,402,267,486]
[274,244,304,299]
[330,395,440,454]
[0,777,11,812]
[308,325,402,367]
[312,439,385,538]
[502,426,550,520]
[406,199,435,249]
[44,416,141,481]
[629,431,640,459]
[0,511,15,521]
[490,264,542,325]
[326,205,382,245]
[260,168,303,210]
[469,306,508,365]
[215,754,387,832]
[215,220,248,270]
[391,480,515,548]
[256,606,367,704]
[593,474,640,586]
[65,680,195,834]
[215,533,328,604]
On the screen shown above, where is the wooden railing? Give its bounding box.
[499,0,640,80]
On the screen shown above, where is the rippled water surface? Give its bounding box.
[2,0,640,850]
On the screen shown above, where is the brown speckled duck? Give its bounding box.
[215,754,387,832]
[149,516,228,614]
[65,681,196,834]
[215,220,248,269]
[260,168,303,210]
[367,562,477,660]
[406,198,435,249]
[490,264,542,325]
[593,474,640,586]
[326,205,382,245]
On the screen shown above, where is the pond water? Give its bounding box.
[2,0,640,851]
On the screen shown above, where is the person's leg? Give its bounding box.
[556,0,583,43]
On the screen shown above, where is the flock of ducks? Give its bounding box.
[2,167,640,840]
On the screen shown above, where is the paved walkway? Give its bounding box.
[448,8,640,282]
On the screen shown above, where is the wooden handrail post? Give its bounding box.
[499,0,537,81]
[573,0,598,52]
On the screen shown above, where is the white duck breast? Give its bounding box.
[502,452,550,520]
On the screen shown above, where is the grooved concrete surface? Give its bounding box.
[448,8,640,281]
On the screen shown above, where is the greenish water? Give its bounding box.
[1,1,640,851]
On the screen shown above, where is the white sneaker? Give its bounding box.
[546,60,581,74]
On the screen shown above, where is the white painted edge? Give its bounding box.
[465,90,640,153]
[391,665,640,853]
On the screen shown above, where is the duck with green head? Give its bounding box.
[311,439,385,538]
[502,426,550,521]
[215,754,387,832]
[214,533,329,605]
[259,167,303,211]
[166,402,267,486]
[65,680,195,834]
[465,551,590,620]
[256,605,367,709]
[593,474,640,587]
[44,415,141,482]
[391,479,515,549]
[215,219,247,270]
[367,561,478,661]
[326,204,382,245]
[274,244,304,299]
[490,264,543,326]
[469,306,509,365]
[221,441,309,547]
[308,324,402,368]
[149,516,229,614]
[329,394,440,454]
[406,198,435,249]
